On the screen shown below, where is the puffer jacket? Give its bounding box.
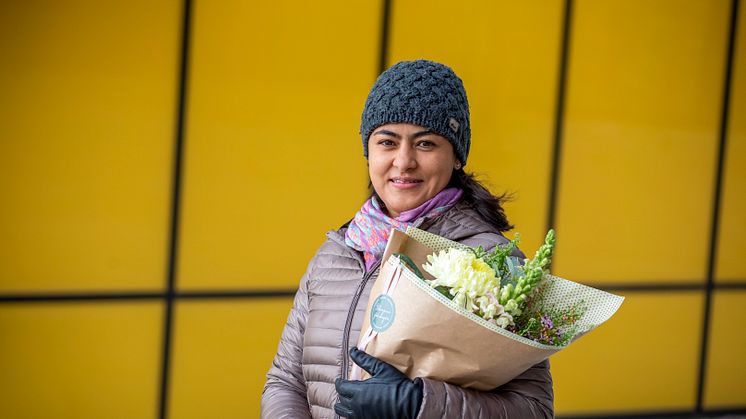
[262,201,554,418]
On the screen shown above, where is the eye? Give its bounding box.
[377,139,396,147]
[416,140,436,149]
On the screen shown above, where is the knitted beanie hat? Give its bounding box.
[360,59,471,165]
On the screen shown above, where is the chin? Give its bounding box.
[391,199,424,213]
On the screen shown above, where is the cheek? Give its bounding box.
[434,169,453,188]
[427,158,455,185]
[367,157,386,185]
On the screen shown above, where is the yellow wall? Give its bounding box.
[1,0,744,418]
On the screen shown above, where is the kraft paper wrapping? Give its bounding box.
[353,228,625,391]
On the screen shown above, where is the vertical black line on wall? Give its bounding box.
[159,0,192,418]
[696,0,739,413]
[378,0,392,74]
[546,0,573,233]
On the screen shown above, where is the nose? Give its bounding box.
[393,144,417,171]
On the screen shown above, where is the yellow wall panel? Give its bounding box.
[168,298,294,418]
[552,292,702,414]
[178,1,379,290]
[554,0,729,283]
[0,302,162,418]
[715,1,746,282]
[704,290,746,408]
[0,1,180,292]
[388,1,563,250]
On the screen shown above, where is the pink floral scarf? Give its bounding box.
[344,188,463,271]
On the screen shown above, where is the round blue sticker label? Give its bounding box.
[370,294,396,333]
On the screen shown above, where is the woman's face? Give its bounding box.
[368,123,458,218]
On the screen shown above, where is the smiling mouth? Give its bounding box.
[389,178,423,189]
[390,178,423,184]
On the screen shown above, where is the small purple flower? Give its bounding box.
[541,315,554,330]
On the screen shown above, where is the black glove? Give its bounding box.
[334,347,423,419]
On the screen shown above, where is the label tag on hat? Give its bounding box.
[448,117,460,133]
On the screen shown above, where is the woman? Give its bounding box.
[262,60,553,419]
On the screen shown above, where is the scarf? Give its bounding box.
[344,187,463,271]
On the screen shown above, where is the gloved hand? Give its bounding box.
[334,347,423,419]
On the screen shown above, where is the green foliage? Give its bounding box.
[498,230,555,313]
[433,285,453,300]
[511,301,587,347]
[394,253,424,279]
[509,279,587,346]
[470,233,520,282]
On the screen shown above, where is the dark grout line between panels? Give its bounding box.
[696,0,740,413]
[558,406,746,419]
[2,281,746,303]
[0,289,299,303]
[378,0,392,74]
[159,0,192,417]
[546,0,573,234]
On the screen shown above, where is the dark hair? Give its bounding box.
[367,169,514,233]
[447,169,513,232]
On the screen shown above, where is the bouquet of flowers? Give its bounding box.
[351,227,624,390]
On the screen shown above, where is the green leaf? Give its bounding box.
[393,253,425,279]
[434,285,453,300]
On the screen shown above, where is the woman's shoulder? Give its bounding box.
[301,227,364,276]
[430,202,525,258]
[427,201,498,240]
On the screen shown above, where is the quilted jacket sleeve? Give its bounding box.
[260,259,315,419]
[416,360,554,419]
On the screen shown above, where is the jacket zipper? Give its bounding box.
[325,229,372,379]
[336,217,431,382]
[340,260,381,378]
[335,259,379,419]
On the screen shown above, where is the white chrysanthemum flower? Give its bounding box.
[422,248,509,323]
[452,291,467,309]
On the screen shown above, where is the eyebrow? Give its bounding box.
[372,129,434,139]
